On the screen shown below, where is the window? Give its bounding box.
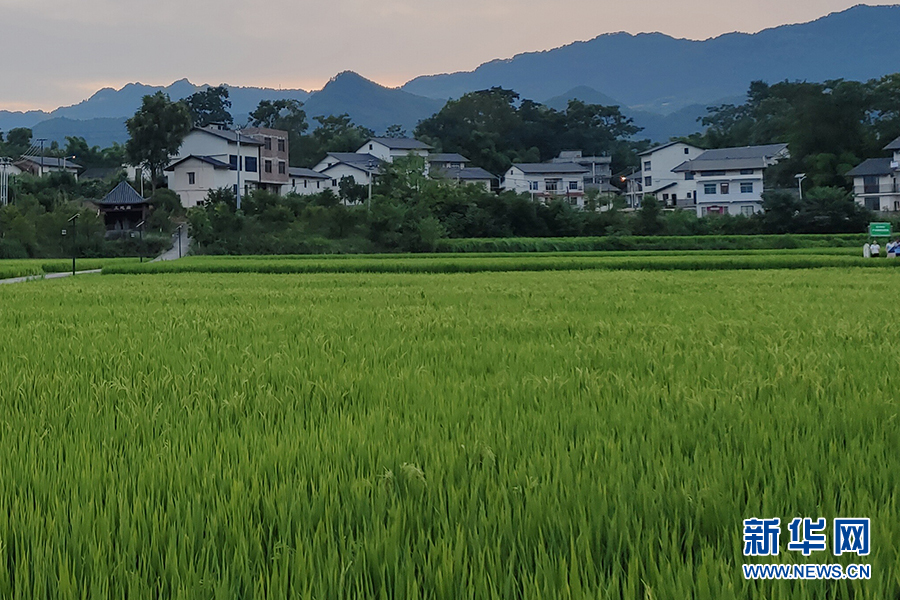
[863,176,880,194]
[264,137,272,150]
[187,172,195,185]
[304,180,308,188]
[662,193,670,201]
[332,179,338,187]
[644,161,651,171]
[277,138,285,152]
[264,160,273,173]
[569,180,578,190]
[545,180,559,192]
[740,169,754,175]
[865,197,880,211]
[229,155,238,171]
[704,183,717,195]
[529,181,539,191]
[740,182,753,194]
[700,170,726,177]
[684,147,690,154]
[685,172,694,180]
[672,193,677,200]
[720,183,729,195]
[369,144,373,150]
[245,157,258,172]
[741,205,754,216]
[316,181,320,189]
[278,161,286,175]
[644,176,652,187]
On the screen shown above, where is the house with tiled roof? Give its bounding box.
[501,163,590,207]
[637,142,704,208]
[846,137,900,212]
[673,143,789,216]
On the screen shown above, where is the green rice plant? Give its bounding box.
[0,269,896,598]
[102,251,894,276]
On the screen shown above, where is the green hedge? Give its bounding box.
[434,234,867,253]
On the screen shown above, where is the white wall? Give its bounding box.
[502,167,585,204]
[173,131,260,184]
[286,177,328,195]
[640,143,703,205]
[693,171,765,216]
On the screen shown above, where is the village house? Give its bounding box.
[845,136,900,211]
[286,168,331,195]
[637,142,705,208]
[14,156,81,179]
[313,152,383,193]
[551,150,616,193]
[673,144,789,216]
[359,138,432,164]
[501,163,590,207]
[166,124,289,206]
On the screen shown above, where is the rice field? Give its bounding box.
[0,267,897,599]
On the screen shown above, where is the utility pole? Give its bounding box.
[36,139,47,176]
[67,213,79,275]
[0,157,10,206]
[236,130,242,211]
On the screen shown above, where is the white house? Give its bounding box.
[168,125,263,202]
[502,163,589,207]
[673,144,789,216]
[637,142,704,208]
[286,167,331,195]
[357,138,432,164]
[14,156,81,179]
[551,151,615,192]
[164,156,235,208]
[313,152,383,195]
[846,136,900,212]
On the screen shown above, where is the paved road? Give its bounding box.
[0,269,102,286]
[154,226,192,262]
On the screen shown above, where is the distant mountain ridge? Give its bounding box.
[402,4,900,113]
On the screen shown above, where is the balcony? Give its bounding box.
[860,182,899,195]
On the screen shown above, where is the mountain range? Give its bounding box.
[2,4,899,148]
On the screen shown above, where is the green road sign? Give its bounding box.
[869,222,892,237]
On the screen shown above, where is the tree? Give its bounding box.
[2,127,33,156]
[383,124,407,138]
[185,85,233,128]
[125,92,191,193]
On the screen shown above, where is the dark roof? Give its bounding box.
[428,153,470,163]
[509,163,590,175]
[320,153,384,173]
[691,144,788,161]
[638,141,696,156]
[19,156,82,169]
[288,167,330,179]
[846,158,896,177]
[165,155,231,171]
[194,127,264,146]
[884,136,900,151]
[96,181,147,206]
[80,167,123,180]
[436,167,495,181]
[367,137,432,150]
[673,157,767,172]
[672,144,789,173]
[648,182,678,193]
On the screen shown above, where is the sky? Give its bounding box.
[0,0,891,112]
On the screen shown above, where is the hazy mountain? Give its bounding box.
[403,4,900,114]
[543,86,625,110]
[31,117,128,149]
[302,71,444,134]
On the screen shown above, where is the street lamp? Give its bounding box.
[136,220,146,263]
[176,224,183,258]
[61,155,76,178]
[795,173,807,200]
[67,213,79,275]
[366,160,377,211]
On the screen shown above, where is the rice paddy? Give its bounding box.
[0,266,897,598]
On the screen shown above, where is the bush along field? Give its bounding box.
[0,269,896,598]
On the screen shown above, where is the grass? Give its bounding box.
[0,268,896,598]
